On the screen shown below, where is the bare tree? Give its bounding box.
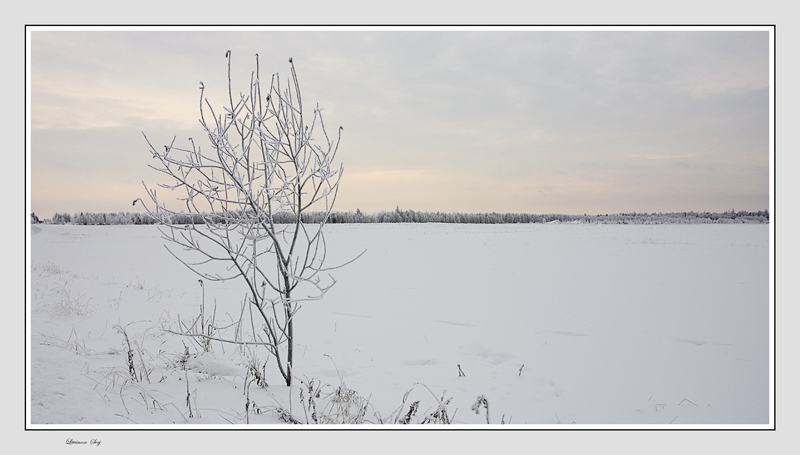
[137,51,357,386]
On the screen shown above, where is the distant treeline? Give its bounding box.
[38,208,769,226]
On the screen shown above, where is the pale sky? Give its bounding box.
[28,26,772,219]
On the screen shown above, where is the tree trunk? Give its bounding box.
[284,286,293,386]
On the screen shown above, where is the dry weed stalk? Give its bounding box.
[114,325,138,382]
[472,395,490,424]
[398,400,420,424]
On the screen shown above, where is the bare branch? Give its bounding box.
[140,55,354,387]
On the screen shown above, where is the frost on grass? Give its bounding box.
[32,266,95,318]
[44,285,95,318]
[33,261,68,276]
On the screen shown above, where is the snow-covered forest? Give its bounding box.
[36,208,769,226]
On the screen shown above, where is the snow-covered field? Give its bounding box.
[27,222,771,428]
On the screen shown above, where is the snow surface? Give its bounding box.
[27,223,771,428]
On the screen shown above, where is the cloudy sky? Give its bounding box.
[28,26,771,218]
